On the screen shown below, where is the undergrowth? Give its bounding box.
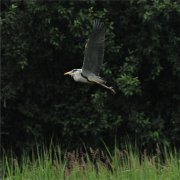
[2,144,180,180]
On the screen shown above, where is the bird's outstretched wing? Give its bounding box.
[82,20,105,76]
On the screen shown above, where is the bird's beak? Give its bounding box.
[64,71,72,76]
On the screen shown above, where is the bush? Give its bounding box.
[1,0,180,151]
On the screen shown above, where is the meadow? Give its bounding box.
[2,144,180,180]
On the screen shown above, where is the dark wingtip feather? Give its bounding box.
[93,19,104,31]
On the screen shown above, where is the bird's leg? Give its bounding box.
[93,81,116,94]
[100,83,116,94]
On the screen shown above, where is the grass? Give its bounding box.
[2,144,180,180]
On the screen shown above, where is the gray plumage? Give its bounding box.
[82,19,105,76]
[64,20,115,94]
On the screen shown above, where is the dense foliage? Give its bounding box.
[1,0,180,151]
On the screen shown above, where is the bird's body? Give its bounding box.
[71,69,106,84]
[64,20,115,94]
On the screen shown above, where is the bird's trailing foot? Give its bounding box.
[93,81,116,94]
[109,86,116,94]
[100,84,116,94]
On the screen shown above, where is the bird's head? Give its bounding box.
[64,69,80,77]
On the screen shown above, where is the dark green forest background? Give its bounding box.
[1,0,180,152]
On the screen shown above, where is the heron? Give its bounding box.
[64,20,116,94]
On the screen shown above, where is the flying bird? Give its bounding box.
[64,20,116,94]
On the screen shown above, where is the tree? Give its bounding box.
[1,0,180,151]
